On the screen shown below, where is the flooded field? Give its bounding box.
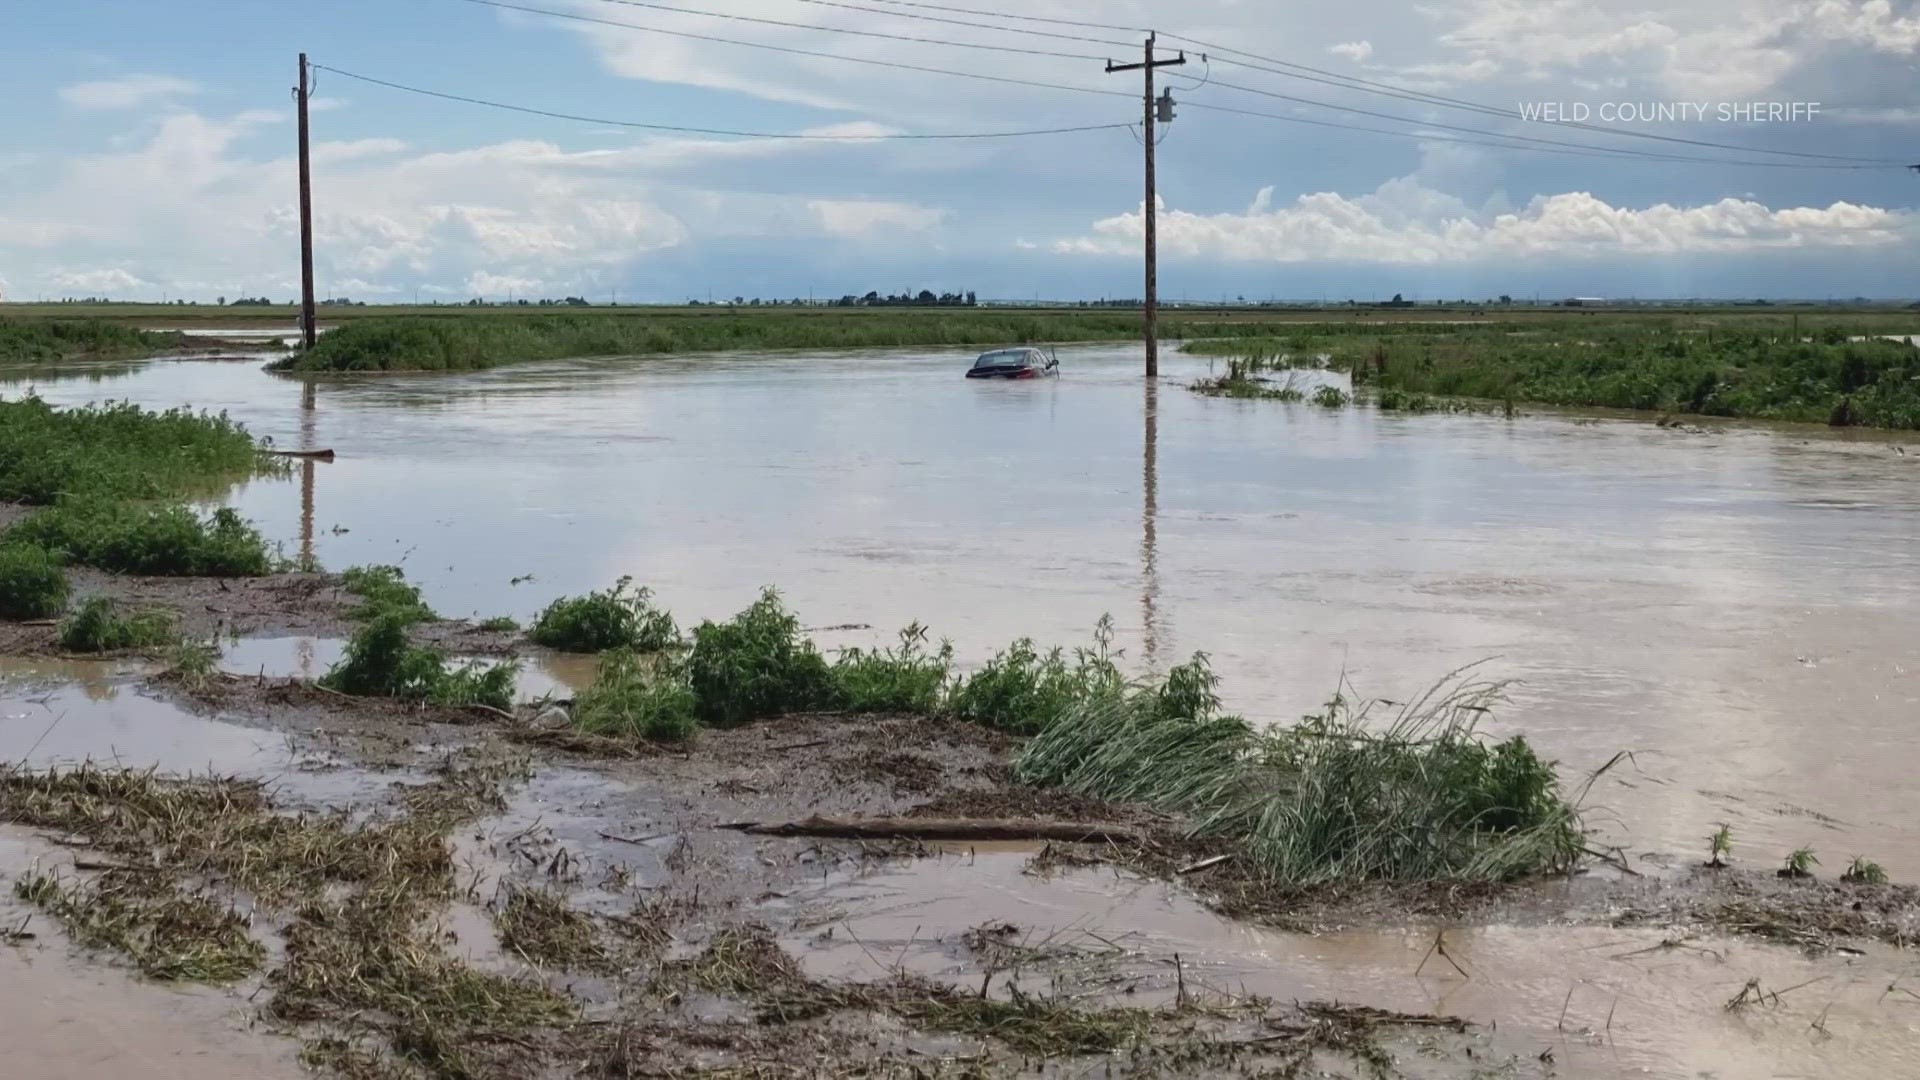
[11,345,1917,876]
[6,343,1920,1077]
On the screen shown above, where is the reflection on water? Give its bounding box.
[8,347,1920,876]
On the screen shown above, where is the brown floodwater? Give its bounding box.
[772,850,1920,1080]
[7,347,1920,880]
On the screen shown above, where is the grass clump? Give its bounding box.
[1311,385,1352,408]
[685,588,836,727]
[1190,360,1308,401]
[341,565,435,622]
[0,544,70,619]
[5,500,273,576]
[476,616,519,632]
[1842,856,1888,885]
[15,869,265,982]
[947,617,1127,735]
[1707,823,1734,868]
[320,612,517,711]
[1780,846,1821,879]
[1018,669,1584,885]
[57,596,178,653]
[492,886,612,972]
[0,396,270,505]
[832,622,953,714]
[572,649,699,743]
[530,576,677,653]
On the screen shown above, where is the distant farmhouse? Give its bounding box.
[1562,297,1610,307]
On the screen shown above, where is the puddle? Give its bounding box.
[772,851,1920,1079]
[0,830,306,1079]
[219,636,590,703]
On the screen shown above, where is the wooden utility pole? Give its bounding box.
[1108,36,1185,379]
[296,54,317,351]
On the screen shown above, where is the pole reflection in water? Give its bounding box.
[300,381,316,570]
[1141,377,1162,671]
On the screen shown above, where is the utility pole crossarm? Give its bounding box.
[1105,35,1186,380]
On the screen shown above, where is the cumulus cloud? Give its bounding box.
[1330,40,1376,62]
[1054,182,1911,263]
[808,199,947,237]
[59,74,197,110]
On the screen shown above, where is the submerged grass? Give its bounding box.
[15,868,265,982]
[1192,322,1920,428]
[0,544,70,619]
[530,576,676,653]
[57,596,177,652]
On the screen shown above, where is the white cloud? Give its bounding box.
[1054,182,1911,263]
[808,199,947,237]
[1331,40,1376,62]
[308,97,351,113]
[59,74,197,110]
[48,268,148,292]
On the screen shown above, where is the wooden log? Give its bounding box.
[716,815,1139,845]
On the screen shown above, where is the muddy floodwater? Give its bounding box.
[8,346,1920,888]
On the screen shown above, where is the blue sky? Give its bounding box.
[2,0,1917,302]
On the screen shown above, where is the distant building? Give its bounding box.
[1563,297,1609,307]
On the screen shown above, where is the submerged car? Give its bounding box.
[966,347,1059,380]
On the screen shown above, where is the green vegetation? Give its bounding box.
[946,617,1127,735]
[1190,359,1308,401]
[5,501,273,576]
[0,544,70,619]
[530,577,677,653]
[1708,823,1734,868]
[1190,322,1920,428]
[832,623,953,714]
[0,397,267,505]
[685,588,837,726]
[341,564,436,622]
[1842,856,1888,885]
[477,616,520,633]
[1018,670,1582,884]
[57,596,177,653]
[570,649,699,743]
[0,318,194,365]
[320,612,517,711]
[1782,846,1821,879]
[1311,385,1352,408]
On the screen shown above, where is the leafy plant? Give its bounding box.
[685,588,835,726]
[1841,856,1887,885]
[0,544,70,619]
[530,577,677,653]
[58,597,177,653]
[319,612,516,712]
[831,622,953,714]
[572,650,698,743]
[5,500,272,576]
[1310,385,1352,408]
[341,565,435,623]
[0,396,270,505]
[1780,847,1820,879]
[947,617,1127,735]
[1707,823,1733,868]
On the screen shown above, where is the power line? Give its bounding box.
[765,0,1904,165]
[578,0,1108,60]
[779,0,1134,49]
[314,63,1131,139]
[455,0,1133,100]
[1185,47,1907,165]
[1195,79,1905,169]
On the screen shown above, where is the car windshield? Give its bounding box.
[972,350,1030,368]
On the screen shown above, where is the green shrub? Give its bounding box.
[57,596,178,653]
[530,577,677,653]
[1311,385,1352,408]
[340,565,435,623]
[5,500,272,576]
[572,650,699,743]
[319,612,515,711]
[0,545,70,619]
[476,616,520,633]
[831,623,953,714]
[685,588,835,726]
[0,397,269,505]
[947,618,1127,735]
